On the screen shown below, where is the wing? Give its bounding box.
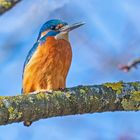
[21,42,39,93]
[22,42,39,76]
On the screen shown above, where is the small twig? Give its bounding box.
[119,58,140,72]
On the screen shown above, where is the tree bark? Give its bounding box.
[0,0,21,15]
[0,81,140,126]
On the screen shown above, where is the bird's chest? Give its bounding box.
[39,39,72,70]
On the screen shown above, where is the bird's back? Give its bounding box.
[22,37,72,94]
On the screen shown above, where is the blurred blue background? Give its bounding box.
[0,0,140,139]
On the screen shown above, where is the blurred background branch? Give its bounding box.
[119,57,140,72]
[0,0,21,15]
[0,82,140,126]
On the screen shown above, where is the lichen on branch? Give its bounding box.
[0,81,140,126]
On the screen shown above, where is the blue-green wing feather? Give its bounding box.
[23,42,39,74]
[21,42,39,93]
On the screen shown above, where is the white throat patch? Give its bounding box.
[55,32,69,42]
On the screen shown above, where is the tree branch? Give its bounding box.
[0,0,21,15]
[0,81,140,126]
[119,58,140,72]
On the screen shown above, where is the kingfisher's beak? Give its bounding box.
[59,22,85,32]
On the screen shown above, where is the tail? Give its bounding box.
[21,88,23,94]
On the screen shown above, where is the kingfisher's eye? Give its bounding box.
[50,25,55,30]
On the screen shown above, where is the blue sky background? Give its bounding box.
[0,0,140,139]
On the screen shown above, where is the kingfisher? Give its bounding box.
[22,19,84,126]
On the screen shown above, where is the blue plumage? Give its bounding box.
[23,42,38,73]
[37,19,68,40]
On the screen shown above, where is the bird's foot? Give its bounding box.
[30,90,53,94]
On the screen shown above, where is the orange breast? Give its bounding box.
[22,37,72,94]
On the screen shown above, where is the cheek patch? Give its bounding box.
[41,30,50,38]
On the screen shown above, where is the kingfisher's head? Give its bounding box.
[37,19,85,41]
